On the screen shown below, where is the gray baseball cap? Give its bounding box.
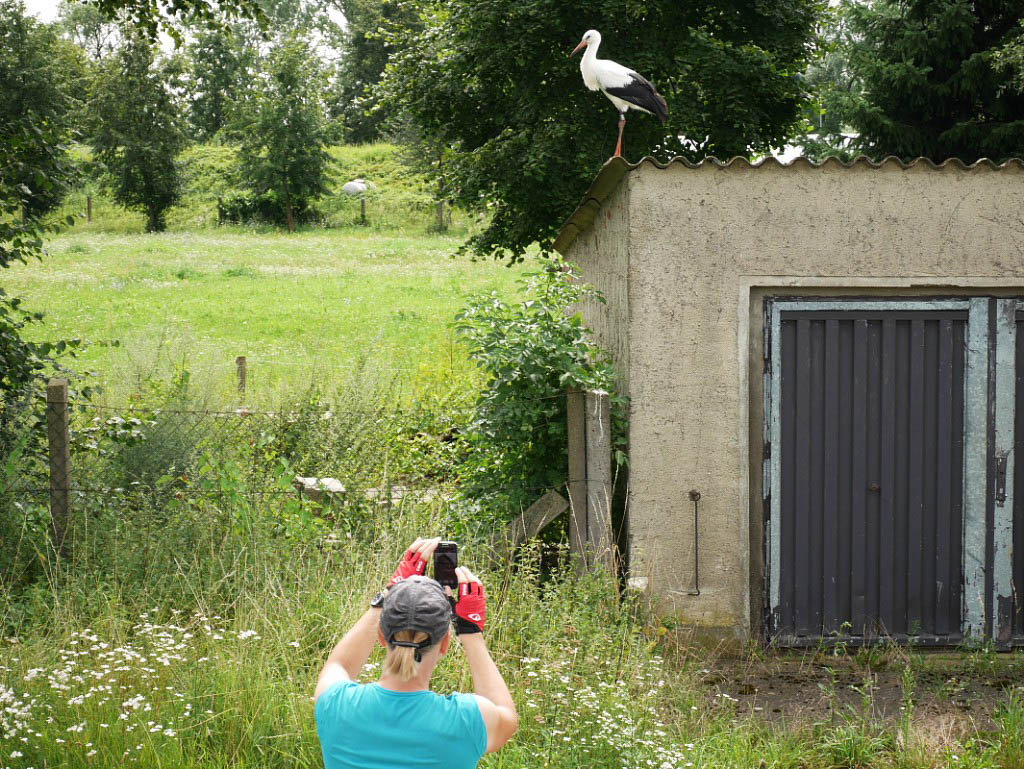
[379,575,452,649]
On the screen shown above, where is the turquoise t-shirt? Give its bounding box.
[314,681,488,769]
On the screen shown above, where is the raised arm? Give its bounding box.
[314,537,441,702]
[453,567,519,753]
[314,607,380,701]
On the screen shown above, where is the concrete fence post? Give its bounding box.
[567,389,614,575]
[585,390,614,572]
[46,378,71,559]
[567,389,587,566]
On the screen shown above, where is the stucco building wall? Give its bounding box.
[571,177,631,394]
[566,157,1024,638]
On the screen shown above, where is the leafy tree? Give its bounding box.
[258,0,345,49]
[380,0,823,260]
[57,0,120,59]
[90,31,188,232]
[1,0,84,461]
[840,0,1024,162]
[89,0,265,44]
[185,25,257,140]
[799,7,859,161]
[238,35,332,231]
[1,0,79,218]
[329,0,420,143]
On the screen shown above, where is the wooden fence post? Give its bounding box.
[217,197,224,225]
[360,198,367,225]
[86,195,92,223]
[46,378,71,558]
[567,389,587,567]
[236,355,247,394]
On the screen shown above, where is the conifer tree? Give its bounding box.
[842,0,1024,162]
[186,25,256,140]
[239,35,331,232]
[328,0,420,143]
[90,31,188,232]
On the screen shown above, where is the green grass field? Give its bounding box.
[10,142,523,405]
[6,229,527,405]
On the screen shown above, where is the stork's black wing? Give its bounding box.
[605,72,668,123]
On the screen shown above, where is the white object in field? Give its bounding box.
[342,179,369,195]
[626,576,649,592]
[294,476,345,504]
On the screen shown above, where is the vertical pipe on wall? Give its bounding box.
[687,490,700,595]
[567,389,587,568]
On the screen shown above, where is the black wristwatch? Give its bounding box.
[370,590,387,608]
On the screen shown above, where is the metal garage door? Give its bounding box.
[766,299,1019,647]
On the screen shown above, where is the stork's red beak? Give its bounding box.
[570,40,587,57]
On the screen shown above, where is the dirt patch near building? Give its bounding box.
[685,644,1024,733]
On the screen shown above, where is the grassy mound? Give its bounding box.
[52,143,472,234]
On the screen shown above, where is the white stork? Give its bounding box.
[571,29,668,158]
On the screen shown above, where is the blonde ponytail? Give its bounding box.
[383,630,431,681]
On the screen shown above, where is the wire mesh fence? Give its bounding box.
[1,379,617,573]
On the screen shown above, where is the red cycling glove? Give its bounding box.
[387,548,428,588]
[454,581,486,634]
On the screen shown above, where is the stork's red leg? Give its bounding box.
[614,115,626,157]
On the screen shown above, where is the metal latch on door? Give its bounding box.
[995,451,1008,506]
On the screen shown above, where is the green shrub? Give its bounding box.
[217,190,323,227]
[73,369,217,494]
[453,256,626,527]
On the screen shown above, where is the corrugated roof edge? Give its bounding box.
[553,154,1024,256]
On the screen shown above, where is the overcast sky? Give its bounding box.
[25,0,842,26]
[20,0,346,53]
[24,0,59,22]
[23,0,839,41]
